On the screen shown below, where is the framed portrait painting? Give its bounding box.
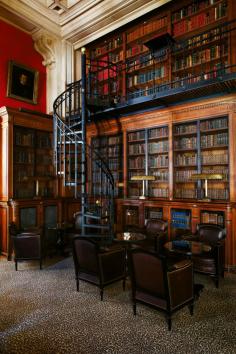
[7,61,39,104]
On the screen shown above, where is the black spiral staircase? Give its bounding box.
[53,20,236,241]
[53,55,117,241]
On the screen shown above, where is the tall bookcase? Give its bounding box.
[127,126,169,198]
[0,107,62,258]
[86,0,235,102]
[91,133,123,197]
[173,116,229,200]
[14,127,55,199]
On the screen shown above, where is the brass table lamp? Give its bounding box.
[191,173,223,201]
[131,175,155,199]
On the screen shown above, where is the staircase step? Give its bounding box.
[65,182,83,186]
[84,224,110,230]
[57,141,83,145]
[61,131,82,136]
[84,213,102,220]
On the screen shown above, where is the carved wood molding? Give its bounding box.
[33,31,56,68]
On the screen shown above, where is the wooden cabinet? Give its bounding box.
[0,107,80,258]
[115,198,235,270]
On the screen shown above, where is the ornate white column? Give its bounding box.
[33,29,65,114]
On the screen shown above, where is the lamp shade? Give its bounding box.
[191,173,223,180]
[131,175,156,181]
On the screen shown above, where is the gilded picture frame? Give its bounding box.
[7,61,39,104]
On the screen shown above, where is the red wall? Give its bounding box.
[0,20,46,113]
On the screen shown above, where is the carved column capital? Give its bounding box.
[33,30,57,69]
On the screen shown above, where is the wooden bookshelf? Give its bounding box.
[86,0,235,103]
[91,133,123,197]
[87,94,236,269]
[0,107,81,259]
[127,126,169,199]
[173,116,229,200]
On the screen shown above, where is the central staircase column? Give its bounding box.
[81,47,87,236]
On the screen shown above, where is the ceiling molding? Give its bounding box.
[0,0,173,47]
[70,0,172,49]
[0,0,61,36]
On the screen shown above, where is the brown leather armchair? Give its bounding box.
[184,223,226,288]
[9,222,43,270]
[72,236,126,300]
[128,248,194,330]
[128,219,168,253]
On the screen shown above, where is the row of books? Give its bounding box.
[108,146,121,156]
[176,27,227,52]
[173,44,227,71]
[175,153,197,166]
[171,210,191,228]
[108,135,122,145]
[127,67,166,87]
[172,0,223,23]
[148,127,168,139]
[175,170,198,182]
[200,117,228,130]
[15,132,34,147]
[109,51,124,63]
[201,151,229,165]
[36,166,54,177]
[145,210,163,219]
[207,188,229,199]
[108,160,121,171]
[37,135,52,148]
[15,151,34,164]
[149,155,169,168]
[200,132,228,147]
[149,188,169,198]
[129,156,145,169]
[201,212,224,225]
[174,124,197,135]
[173,64,228,87]
[174,137,197,150]
[174,188,197,199]
[90,36,123,59]
[202,166,228,178]
[173,3,227,36]
[128,130,145,141]
[126,45,148,59]
[126,16,167,43]
[129,143,145,155]
[152,170,169,181]
[15,168,34,182]
[148,141,169,153]
[36,154,53,165]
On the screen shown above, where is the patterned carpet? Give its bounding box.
[0,256,235,354]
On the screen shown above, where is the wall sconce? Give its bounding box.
[191,173,223,201]
[131,175,155,199]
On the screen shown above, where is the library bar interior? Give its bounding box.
[0,0,236,353]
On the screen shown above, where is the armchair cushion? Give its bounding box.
[73,237,126,300]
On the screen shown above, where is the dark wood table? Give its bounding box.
[164,240,211,257]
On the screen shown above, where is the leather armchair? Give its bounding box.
[183,223,226,288]
[128,248,194,330]
[72,236,126,300]
[128,219,168,253]
[9,222,43,270]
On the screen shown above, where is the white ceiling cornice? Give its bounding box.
[0,0,61,36]
[0,0,173,47]
[68,0,172,49]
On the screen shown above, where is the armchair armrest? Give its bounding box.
[98,248,126,284]
[168,261,194,309]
